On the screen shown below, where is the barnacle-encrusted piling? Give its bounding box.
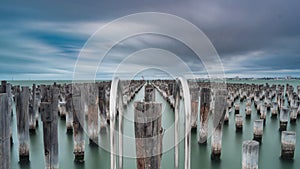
[242,140,259,169]
[198,88,211,144]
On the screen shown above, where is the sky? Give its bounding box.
[1,0,300,80]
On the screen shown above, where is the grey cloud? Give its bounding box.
[1,0,300,79]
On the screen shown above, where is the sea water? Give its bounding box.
[9,79,300,169]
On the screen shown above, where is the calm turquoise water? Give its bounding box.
[9,79,300,169]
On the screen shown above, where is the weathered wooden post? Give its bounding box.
[256,101,261,114]
[35,91,41,127]
[122,94,128,107]
[290,107,297,123]
[211,89,227,160]
[246,98,251,107]
[4,83,12,114]
[281,131,296,159]
[245,105,251,118]
[254,91,260,108]
[265,99,271,111]
[224,107,230,124]
[245,105,251,115]
[144,83,155,102]
[105,84,111,123]
[40,85,47,102]
[81,84,89,117]
[235,114,243,132]
[110,78,125,169]
[2,82,13,145]
[279,107,289,131]
[190,87,199,129]
[29,84,38,133]
[58,96,67,120]
[260,104,266,125]
[72,84,85,162]
[134,92,163,169]
[16,86,30,162]
[278,95,284,111]
[41,86,59,169]
[0,81,7,94]
[253,120,264,143]
[234,102,240,114]
[99,83,107,133]
[297,101,300,116]
[65,93,73,134]
[87,83,99,145]
[198,87,211,144]
[58,86,67,119]
[0,93,10,169]
[242,140,259,169]
[271,102,278,117]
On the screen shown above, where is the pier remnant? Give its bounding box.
[211,89,227,160]
[224,108,230,124]
[190,87,199,129]
[260,104,266,125]
[134,83,163,169]
[174,78,192,169]
[58,87,67,119]
[279,107,289,131]
[144,83,155,102]
[16,86,30,162]
[234,103,240,114]
[41,86,59,169]
[134,102,163,169]
[0,93,10,169]
[253,120,264,143]
[290,107,297,123]
[109,78,124,169]
[87,83,99,145]
[245,106,252,117]
[235,114,243,132]
[281,131,296,160]
[271,102,278,117]
[29,84,38,133]
[65,85,73,133]
[198,87,211,144]
[99,83,107,133]
[2,82,13,145]
[242,140,259,169]
[72,84,85,162]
